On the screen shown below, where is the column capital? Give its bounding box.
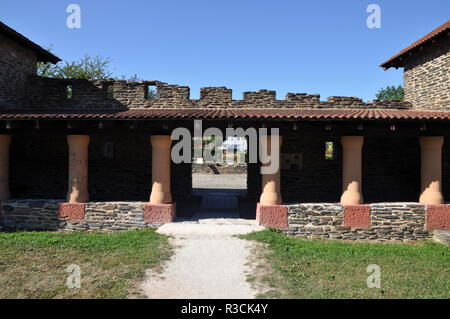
[150,135,172,149]
[0,134,11,145]
[341,136,364,149]
[67,135,90,147]
[419,136,444,149]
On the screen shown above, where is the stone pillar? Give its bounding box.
[66,135,89,203]
[340,136,364,205]
[150,135,172,204]
[0,135,11,201]
[419,136,444,204]
[259,135,282,205]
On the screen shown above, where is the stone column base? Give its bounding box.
[59,203,85,221]
[144,203,176,223]
[426,204,450,230]
[343,205,370,229]
[256,203,287,229]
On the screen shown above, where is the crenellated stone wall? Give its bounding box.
[284,203,433,241]
[0,76,415,110]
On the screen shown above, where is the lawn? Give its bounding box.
[242,229,450,299]
[0,229,171,298]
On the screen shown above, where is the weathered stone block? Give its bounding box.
[343,205,370,229]
[59,203,85,221]
[144,203,176,223]
[426,204,450,230]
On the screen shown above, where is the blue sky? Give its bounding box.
[1,0,448,101]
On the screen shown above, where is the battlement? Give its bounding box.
[2,76,414,110]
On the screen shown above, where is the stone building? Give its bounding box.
[0,20,449,240]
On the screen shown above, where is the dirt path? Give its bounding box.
[140,215,264,299]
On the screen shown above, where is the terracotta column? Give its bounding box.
[150,135,172,204]
[340,136,364,205]
[66,135,89,203]
[419,136,444,204]
[260,135,282,205]
[0,135,11,201]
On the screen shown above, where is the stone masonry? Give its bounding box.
[0,200,443,241]
[1,199,63,230]
[284,203,432,241]
[20,78,414,110]
[0,200,161,232]
[404,41,450,110]
[0,34,37,108]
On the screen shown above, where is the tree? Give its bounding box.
[37,47,113,79]
[37,46,157,98]
[376,85,404,101]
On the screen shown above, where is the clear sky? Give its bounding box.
[1,0,448,101]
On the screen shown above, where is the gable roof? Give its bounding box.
[0,21,61,64]
[380,20,450,70]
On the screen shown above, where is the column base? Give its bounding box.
[426,204,450,230]
[419,191,444,205]
[59,203,85,221]
[144,202,176,223]
[340,191,363,206]
[256,203,287,229]
[343,205,370,229]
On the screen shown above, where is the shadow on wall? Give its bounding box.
[362,137,420,203]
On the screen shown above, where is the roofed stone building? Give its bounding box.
[0,20,448,240]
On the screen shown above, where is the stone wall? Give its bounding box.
[0,34,37,108]
[1,76,415,110]
[0,200,160,231]
[63,202,148,231]
[1,200,438,241]
[10,132,68,199]
[403,40,450,110]
[281,136,342,203]
[362,136,420,203]
[1,199,62,230]
[284,203,432,241]
[192,163,247,174]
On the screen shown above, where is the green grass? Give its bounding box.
[0,229,171,298]
[242,229,450,299]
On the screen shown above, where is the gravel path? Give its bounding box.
[140,214,264,299]
[192,173,247,190]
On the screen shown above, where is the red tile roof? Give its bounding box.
[380,20,450,70]
[0,21,61,64]
[1,108,450,121]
